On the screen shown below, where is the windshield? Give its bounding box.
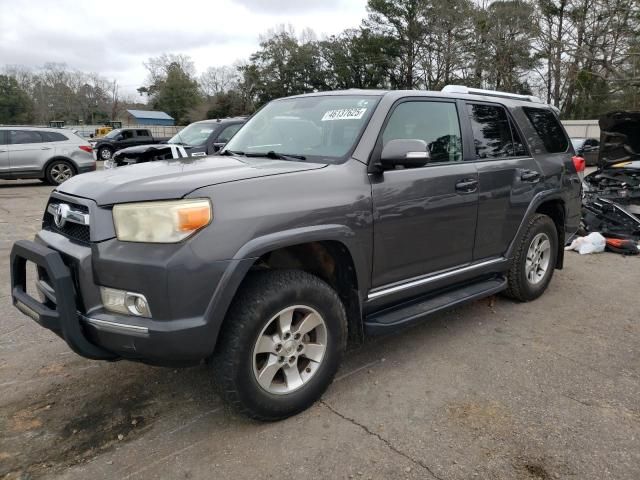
[223,95,380,161]
[104,129,122,139]
[169,123,215,146]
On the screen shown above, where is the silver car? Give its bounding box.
[0,127,96,185]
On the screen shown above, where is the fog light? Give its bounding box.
[100,287,151,317]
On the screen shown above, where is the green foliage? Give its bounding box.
[0,75,34,123]
[206,90,252,119]
[140,57,201,124]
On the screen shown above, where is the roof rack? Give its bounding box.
[442,85,543,104]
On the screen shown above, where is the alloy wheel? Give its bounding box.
[525,232,551,285]
[50,163,73,184]
[252,305,327,395]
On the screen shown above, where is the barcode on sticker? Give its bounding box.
[321,108,367,121]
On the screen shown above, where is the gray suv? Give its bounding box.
[0,127,96,185]
[10,87,583,420]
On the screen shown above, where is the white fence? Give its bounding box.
[561,120,600,139]
[66,124,184,139]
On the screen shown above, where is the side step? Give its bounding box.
[364,276,507,335]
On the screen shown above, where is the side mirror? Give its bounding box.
[380,139,430,168]
[116,135,124,141]
[212,142,226,153]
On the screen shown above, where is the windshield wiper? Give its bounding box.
[246,151,306,161]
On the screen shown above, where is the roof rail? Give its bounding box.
[442,85,543,104]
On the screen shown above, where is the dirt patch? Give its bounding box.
[513,459,554,479]
[0,380,159,478]
[447,400,513,435]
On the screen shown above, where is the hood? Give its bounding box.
[58,155,326,205]
[598,111,640,168]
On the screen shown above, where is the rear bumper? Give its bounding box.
[10,236,234,366]
[78,163,97,174]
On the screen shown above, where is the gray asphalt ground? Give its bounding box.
[0,174,638,480]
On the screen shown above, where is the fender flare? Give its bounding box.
[505,189,566,263]
[202,224,364,353]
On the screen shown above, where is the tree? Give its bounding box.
[0,75,34,123]
[199,66,239,96]
[364,0,430,88]
[139,54,201,124]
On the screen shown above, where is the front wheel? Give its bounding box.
[505,214,558,302]
[212,270,347,421]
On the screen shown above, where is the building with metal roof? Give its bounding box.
[125,109,175,126]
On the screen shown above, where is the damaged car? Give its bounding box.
[105,118,245,169]
[581,110,640,244]
[583,111,640,215]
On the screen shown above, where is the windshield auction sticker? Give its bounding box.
[321,108,367,121]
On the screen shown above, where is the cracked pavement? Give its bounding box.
[0,177,639,480]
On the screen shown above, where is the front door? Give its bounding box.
[463,102,542,260]
[7,130,50,173]
[371,99,479,289]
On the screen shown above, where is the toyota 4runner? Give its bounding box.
[10,86,583,420]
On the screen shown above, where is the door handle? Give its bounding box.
[521,170,541,182]
[455,178,478,193]
[40,146,52,150]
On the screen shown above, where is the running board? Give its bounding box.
[364,276,507,335]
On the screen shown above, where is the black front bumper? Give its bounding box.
[10,239,116,360]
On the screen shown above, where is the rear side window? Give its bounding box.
[9,130,43,144]
[523,107,569,153]
[40,131,68,142]
[136,129,149,137]
[466,103,527,159]
[0,130,7,145]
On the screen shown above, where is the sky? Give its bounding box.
[0,0,368,97]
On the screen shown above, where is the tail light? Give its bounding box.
[572,155,585,173]
[79,145,93,153]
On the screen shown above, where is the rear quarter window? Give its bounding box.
[523,107,569,153]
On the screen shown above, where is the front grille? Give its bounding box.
[43,200,91,244]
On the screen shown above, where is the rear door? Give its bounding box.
[135,129,153,146]
[464,102,542,260]
[7,130,50,173]
[0,130,8,174]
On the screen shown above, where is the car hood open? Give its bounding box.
[598,111,640,168]
[57,155,326,205]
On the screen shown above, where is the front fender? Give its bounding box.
[202,224,367,354]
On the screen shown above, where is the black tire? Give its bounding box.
[45,159,75,185]
[98,146,113,161]
[504,214,558,302]
[211,269,347,421]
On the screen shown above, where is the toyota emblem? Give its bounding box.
[53,203,70,228]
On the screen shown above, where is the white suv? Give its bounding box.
[0,127,96,185]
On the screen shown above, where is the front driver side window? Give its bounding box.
[382,101,463,163]
[217,124,242,144]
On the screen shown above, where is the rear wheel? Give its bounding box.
[45,160,75,185]
[212,270,347,421]
[505,214,558,302]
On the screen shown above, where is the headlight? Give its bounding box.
[113,199,212,243]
